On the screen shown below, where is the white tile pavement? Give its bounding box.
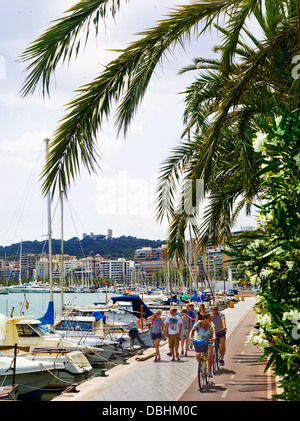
[54,296,257,401]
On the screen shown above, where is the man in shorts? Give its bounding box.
[210,305,227,366]
[164,307,182,361]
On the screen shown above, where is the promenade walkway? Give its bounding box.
[54,296,274,402]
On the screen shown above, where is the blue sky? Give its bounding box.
[0,0,256,246]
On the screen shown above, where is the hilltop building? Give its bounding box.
[82,229,113,240]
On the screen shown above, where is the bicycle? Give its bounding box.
[192,339,211,391]
[213,328,226,374]
[213,336,220,374]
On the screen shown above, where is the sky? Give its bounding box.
[0,0,256,247]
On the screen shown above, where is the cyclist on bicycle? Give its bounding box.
[189,312,216,378]
[210,305,227,366]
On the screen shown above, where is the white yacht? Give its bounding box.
[0,353,63,399]
[53,314,127,362]
[0,314,104,366]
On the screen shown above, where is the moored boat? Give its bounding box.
[20,349,92,389]
[0,314,105,366]
[0,353,62,399]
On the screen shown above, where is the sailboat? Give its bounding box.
[0,286,8,295]
[37,139,106,365]
[45,189,127,362]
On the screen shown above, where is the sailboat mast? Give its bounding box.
[19,240,22,283]
[45,138,53,304]
[60,190,64,315]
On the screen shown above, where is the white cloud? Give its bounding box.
[0,130,48,171]
[0,0,254,245]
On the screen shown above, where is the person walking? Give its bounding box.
[147,310,164,362]
[180,308,192,356]
[195,303,206,323]
[187,302,196,326]
[210,305,227,366]
[164,307,182,361]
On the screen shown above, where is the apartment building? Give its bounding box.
[100,258,134,282]
[35,254,81,280]
[133,245,169,282]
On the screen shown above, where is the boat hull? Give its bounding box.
[0,370,53,399]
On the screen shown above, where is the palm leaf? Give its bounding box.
[20,0,128,97]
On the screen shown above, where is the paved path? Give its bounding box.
[178,306,276,401]
[54,297,276,402]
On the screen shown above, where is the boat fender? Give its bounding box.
[137,318,147,329]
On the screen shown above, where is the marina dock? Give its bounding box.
[53,296,273,402]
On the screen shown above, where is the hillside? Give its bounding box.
[0,236,165,260]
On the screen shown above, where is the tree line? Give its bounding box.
[0,236,165,260]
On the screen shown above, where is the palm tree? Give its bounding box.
[156,11,300,253]
[20,0,300,257]
[20,0,269,195]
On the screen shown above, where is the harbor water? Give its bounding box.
[0,290,132,401]
[0,291,118,319]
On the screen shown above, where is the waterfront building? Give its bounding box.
[133,245,170,284]
[99,258,134,283]
[35,254,81,281]
[192,226,255,289]
[0,254,39,281]
[134,247,153,261]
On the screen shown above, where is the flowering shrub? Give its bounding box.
[231,110,300,400]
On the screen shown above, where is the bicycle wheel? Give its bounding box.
[212,346,217,375]
[213,341,219,373]
[214,339,220,370]
[197,356,207,391]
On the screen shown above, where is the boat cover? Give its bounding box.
[110,296,153,319]
[39,301,54,325]
[92,311,106,324]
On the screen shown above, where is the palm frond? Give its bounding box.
[166,209,200,261]
[155,139,201,224]
[20,0,127,97]
[191,19,298,185]
[39,0,249,195]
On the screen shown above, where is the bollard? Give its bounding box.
[229,301,234,308]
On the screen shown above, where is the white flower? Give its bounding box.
[246,330,269,349]
[246,331,256,344]
[257,313,272,329]
[283,309,300,324]
[253,131,268,155]
[270,260,281,269]
[249,274,261,285]
[260,268,273,278]
[293,153,300,167]
[275,247,285,255]
[286,261,295,271]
